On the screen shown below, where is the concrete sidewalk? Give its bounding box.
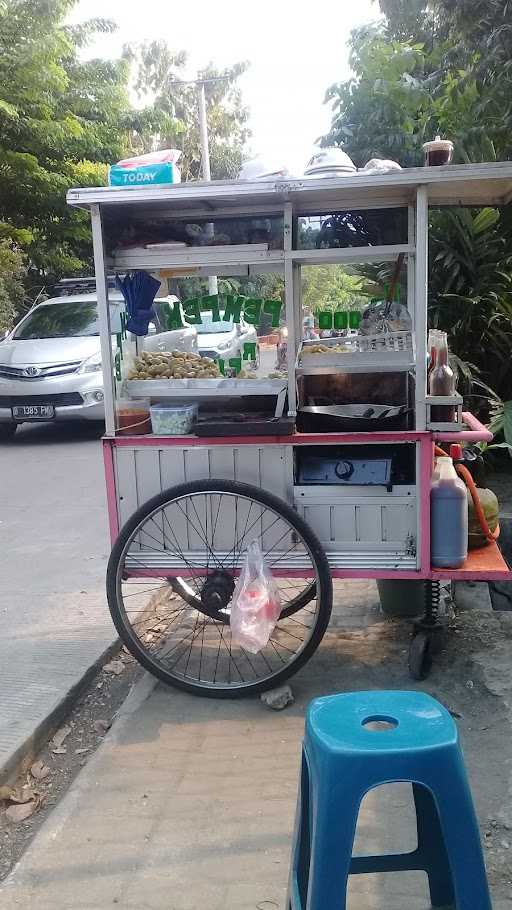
[0,425,115,780]
[1,590,512,909]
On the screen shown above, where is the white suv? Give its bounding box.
[0,285,196,439]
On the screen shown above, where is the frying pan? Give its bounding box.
[297,404,411,432]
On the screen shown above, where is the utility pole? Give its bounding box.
[197,81,218,296]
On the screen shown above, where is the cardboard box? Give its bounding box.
[108,162,180,187]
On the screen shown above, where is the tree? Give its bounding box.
[129,42,250,180]
[302,266,365,313]
[322,25,439,167]
[321,0,512,399]
[0,242,26,332]
[0,0,136,290]
[323,1,512,165]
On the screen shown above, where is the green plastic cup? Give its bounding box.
[317,311,333,330]
[349,310,361,329]
[334,311,349,330]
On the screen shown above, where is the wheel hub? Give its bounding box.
[201,571,235,618]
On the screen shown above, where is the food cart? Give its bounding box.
[67,163,512,696]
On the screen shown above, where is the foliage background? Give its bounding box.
[321,0,512,401]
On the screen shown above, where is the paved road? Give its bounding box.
[0,421,114,777]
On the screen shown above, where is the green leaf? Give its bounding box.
[503,401,512,446]
[472,208,499,234]
[0,98,18,119]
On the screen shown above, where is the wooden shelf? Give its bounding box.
[432,540,512,581]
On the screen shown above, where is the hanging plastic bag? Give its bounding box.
[230,540,282,654]
[359,298,412,336]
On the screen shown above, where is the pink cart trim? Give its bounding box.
[419,435,433,573]
[102,439,119,543]
[110,430,428,447]
[435,411,493,443]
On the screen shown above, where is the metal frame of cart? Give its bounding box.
[67,163,512,690]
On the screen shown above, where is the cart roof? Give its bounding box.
[67,161,512,217]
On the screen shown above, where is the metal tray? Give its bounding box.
[296,333,415,375]
[125,377,287,399]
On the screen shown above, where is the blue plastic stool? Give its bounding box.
[287,690,492,909]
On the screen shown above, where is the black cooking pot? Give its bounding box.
[297,404,411,432]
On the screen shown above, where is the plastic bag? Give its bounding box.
[359,299,412,336]
[359,158,402,175]
[115,149,181,168]
[230,540,281,654]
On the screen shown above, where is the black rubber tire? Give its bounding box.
[408,631,432,680]
[0,423,17,440]
[107,479,333,697]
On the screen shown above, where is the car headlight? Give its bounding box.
[78,352,102,374]
[217,339,231,351]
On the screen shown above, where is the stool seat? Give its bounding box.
[288,690,492,910]
[308,690,456,755]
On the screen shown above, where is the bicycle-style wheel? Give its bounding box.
[107,479,332,697]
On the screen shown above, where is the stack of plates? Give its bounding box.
[304,147,357,179]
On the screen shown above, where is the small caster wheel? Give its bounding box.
[408,631,432,680]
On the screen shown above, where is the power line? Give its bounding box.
[167,75,231,88]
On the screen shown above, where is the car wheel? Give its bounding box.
[0,423,17,441]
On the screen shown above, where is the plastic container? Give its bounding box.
[150,403,197,436]
[377,580,426,618]
[431,457,468,568]
[116,398,151,435]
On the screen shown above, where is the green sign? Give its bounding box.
[164,294,283,331]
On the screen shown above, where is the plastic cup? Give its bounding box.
[334,311,348,330]
[317,311,333,330]
[422,135,454,166]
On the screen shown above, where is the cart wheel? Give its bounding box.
[408,631,432,681]
[107,479,332,697]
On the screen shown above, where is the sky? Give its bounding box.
[73,0,378,174]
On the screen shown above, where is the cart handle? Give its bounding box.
[433,410,493,444]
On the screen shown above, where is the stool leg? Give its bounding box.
[428,763,493,910]
[287,752,312,909]
[413,783,455,907]
[306,783,362,910]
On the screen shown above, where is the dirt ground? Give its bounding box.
[0,648,141,881]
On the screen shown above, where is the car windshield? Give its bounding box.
[13,301,123,340]
[196,312,234,334]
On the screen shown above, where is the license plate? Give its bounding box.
[12,404,55,420]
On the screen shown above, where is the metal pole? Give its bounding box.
[198,82,211,182]
[283,203,297,416]
[90,204,116,436]
[198,82,218,296]
[415,185,428,431]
